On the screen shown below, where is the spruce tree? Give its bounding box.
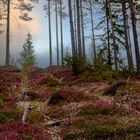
[18,33,36,67]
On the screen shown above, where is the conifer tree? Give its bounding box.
[18,33,36,67]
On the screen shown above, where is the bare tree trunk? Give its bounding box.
[55,0,59,66]
[22,102,29,123]
[76,0,82,57]
[80,0,86,59]
[60,0,64,65]
[22,94,30,123]
[129,0,140,75]
[6,0,10,66]
[68,0,76,57]
[122,1,133,70]
[48,0,52,66]
[74,0,78,55]
[127,20,133,63]
[89,0,96,61]
[106,0,111,67]
[108,0,118,70]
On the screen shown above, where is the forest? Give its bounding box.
[0,0,140,139]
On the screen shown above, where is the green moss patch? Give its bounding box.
[64,116,140,140]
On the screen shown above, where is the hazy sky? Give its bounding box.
[0,1,107,67]
[0,0,71,67]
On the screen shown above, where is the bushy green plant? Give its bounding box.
[63,48,73,67]
[72,56,86,75]
[63,55,73,67]
[121,66,136,78]
[63,54,86,75]
[63,47,87,75]
[79,57,118,83]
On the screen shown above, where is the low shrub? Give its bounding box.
[79,58,118,83]
[0,121,50,140]
[120,66,136,78]
[63,116,140,140]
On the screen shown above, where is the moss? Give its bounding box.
[79,69,118,83]
[78,58,118,83]
[0,93,6,108]
[64,118,119,139]
[47,80,60,87]
[0,99,4,108]
[64,117,140,140]
[27,111,40,123]
[0,109,21,123]
[77,103,126,117]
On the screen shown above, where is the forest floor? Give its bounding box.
[0,66,140,140]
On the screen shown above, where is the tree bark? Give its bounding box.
[89,0,96,61]
[60,0,64,65]
[129,0,140,75]
[74,0,78,55]
[76,0,82,57]
[68,0,76,57]
[22,102,29,123]
[6,0,10,66]
[55,0,59,66]
[48,0,52,66]
[108,0,118,70]
[122,1,133,70]
[106,0,111,67]
[80,0,86,59]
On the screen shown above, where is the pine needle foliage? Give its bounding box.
[18,33,36,67]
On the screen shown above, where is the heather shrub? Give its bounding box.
[54,88,88,104]
[0,121,50,140]
[77,100,125,116]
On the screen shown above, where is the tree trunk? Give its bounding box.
[55,0,59,66]
[76,0,82,57]
[60,0,64,65]
[80,0,86,59]
[127,19,133,63]
[74,0,78,55]
[89,0,96,61]
[108,0,118,70]
[68,0,76,57]
[106,0,111,67]
[122,1,133,70]
[129,0,140,75]
[48,0,52,66]
[6,0,10,66]
[22,102,29,123]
